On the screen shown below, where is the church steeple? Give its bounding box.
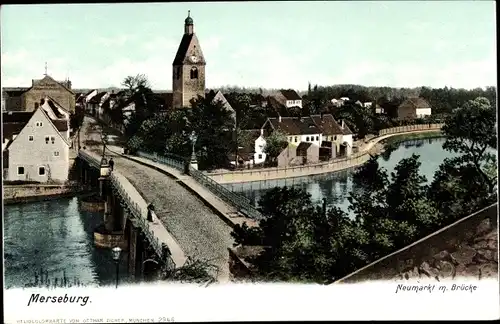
[184,10,194,35]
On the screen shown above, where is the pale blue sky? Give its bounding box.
[1,1,496,90]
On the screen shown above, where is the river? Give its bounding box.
[228,137,460,216]
[4,197,130,289]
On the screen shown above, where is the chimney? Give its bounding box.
[341,119,345,129]
[278,114,282,123]
[260,128,264,136]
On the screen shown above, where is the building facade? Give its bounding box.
[172,11,206,108]
[3,107,70,183]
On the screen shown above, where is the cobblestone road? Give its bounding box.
[80,117,233,281]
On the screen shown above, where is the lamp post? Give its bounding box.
[189,131,198,170]
[99,157,111,198]
[111,246,122,289]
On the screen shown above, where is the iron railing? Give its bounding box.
[137,150,264,220]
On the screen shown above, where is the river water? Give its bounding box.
[229,137,459,216]
[4,197,130,289]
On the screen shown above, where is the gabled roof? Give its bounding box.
[173,34,194,65]
[84,89,97,96]
[310,114,344,135]
[400,97,431,109]
[279,89,302,101]
[266,116,321,135]
[30,75,74,95]
[4,107,70,152]
[41,96,69,118]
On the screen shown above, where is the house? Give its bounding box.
[330,98,344,107]
[2,106,70,183]
[340,97,350,102]
[398,97,432,119]
[274,89,302,108]
[86,91,108,118]
[310,113,354,157]
[22,75,75,113]
[39,97,71,140]
[229,129,266,167]
[262,115,322,147]
[375,104,385,114]
[363,102,373,108]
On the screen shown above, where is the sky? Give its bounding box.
[1,1,496,91]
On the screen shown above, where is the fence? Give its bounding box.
[378,123,443,136]
[137,150,264,221]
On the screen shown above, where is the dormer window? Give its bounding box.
[190,67,198,79]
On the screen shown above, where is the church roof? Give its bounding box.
[172,34,194,65]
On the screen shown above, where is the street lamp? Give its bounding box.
[111,246,122,288]
[189,131,197,163]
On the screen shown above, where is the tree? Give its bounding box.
[190,95,235,170]
[263,130,287,165]
[441,97,497,193]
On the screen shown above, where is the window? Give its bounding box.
[50,136,55,144]
[294,136,298,142]
[190,67,198,79]
[17,166,25,175]
[288,137,292,142]
[28,135,34,141]
[306,136,310,141]
[334,135,337,141]
[36,121,43,127]
[39,166,45,176]
[45,136,49,144]
[316,136,319,141]
[54,151,60,156]
[258,154,262,159]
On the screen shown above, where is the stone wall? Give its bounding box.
[337,203,498,283]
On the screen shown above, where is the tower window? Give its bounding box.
[190,67,198,79]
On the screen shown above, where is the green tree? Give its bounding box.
[190,95,235,170]
[441,97,497,193]
[263,130,287,165]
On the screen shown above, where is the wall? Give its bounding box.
[416,108,432,117]
[337,204,498,283]
[277,144,298,167]
[3,184,87,201]
[379,123,443,136]
[182,64,205,107]
[6,109,69,183]
[22,85,75,113]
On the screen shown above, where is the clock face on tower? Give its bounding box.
[189,55,198,63]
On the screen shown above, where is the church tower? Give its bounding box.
[172,11,206,108]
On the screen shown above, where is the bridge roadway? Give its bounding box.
[79,117,235,282]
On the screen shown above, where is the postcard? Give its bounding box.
[2,1,498,322]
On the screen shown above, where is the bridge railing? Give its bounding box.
[136,150,264,221]
[78,149,175,267]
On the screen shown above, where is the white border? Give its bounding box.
[4,280,500,322]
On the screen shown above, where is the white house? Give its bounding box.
[3,107,70,183]
[398,97,432,119]
[340,97,350,102]
[275,89,303,108]
[262,115,322,147]
[254,131,267,164]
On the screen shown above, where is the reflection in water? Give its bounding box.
[230,137,458,218]
[4,197,130,289]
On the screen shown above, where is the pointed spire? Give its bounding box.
[188,10,190,17]
[44,62,48,76]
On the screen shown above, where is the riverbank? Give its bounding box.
[206,125,444,184]
[3,184,96,205]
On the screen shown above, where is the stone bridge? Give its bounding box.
[75,116,261,283]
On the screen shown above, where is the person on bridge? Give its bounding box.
[109,158,114,171]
